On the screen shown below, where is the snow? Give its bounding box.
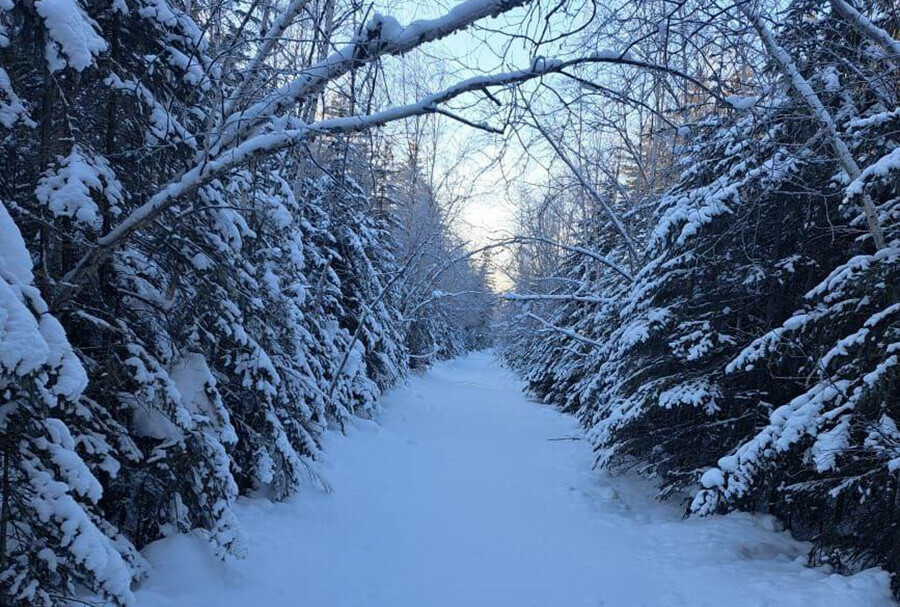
[726,95,759,110]
[222,0,523,147]
[34,0,107,72]
[105,74,194,146]
[818,66,841,92]
[0,67,34,128]
[0,200,87,397]
[0,279,48,376]
[700,467,725,489]
[371,12,404,41]
[0,199,35,285]
[169,352,236,443]
[27,464,134,602]
[830,0,900,60]
[134,352,894,607]
[812,416,852,473]
[847,146,900,196]
[658,378,720,414]
[36,147,123,230]
[38,418,103,501]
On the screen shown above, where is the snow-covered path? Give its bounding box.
[136,352,894,607]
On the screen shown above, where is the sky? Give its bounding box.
[378,0,575,288]
[390,1,530,240]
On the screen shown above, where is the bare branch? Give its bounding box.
[520,311,603,348]
[523,104,640,269]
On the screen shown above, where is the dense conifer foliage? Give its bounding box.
[0,0,493,603]
[5,0,900,601]
[502,0,900,590]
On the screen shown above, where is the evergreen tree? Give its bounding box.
[503,0,900,585]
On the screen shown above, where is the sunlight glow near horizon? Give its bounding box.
[379,0,567,290]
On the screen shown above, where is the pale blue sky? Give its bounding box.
[379,1,581,240]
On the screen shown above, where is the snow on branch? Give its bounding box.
[217,0,533,151]
[830,0,900,60]
[219,0,315,120]
[500,236,634,281]
[406,290,489,317]
[58,60,647,300]
[56,12,738,302]
[737,1,887,250]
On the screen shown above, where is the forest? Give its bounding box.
[0,0,898,605]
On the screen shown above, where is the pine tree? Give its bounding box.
[0,201,140,606]
[503,0,900,585]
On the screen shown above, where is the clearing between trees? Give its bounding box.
[133,352,894,607]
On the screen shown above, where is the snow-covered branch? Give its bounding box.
[219,0,315,120]
[406,290,490,317]
[61,53,655,301]
[737,2,887,250]
[217,0,534,151]
[500,236,634,281]
[830,0,900,60]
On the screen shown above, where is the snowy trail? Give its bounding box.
[136,352,894,607]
